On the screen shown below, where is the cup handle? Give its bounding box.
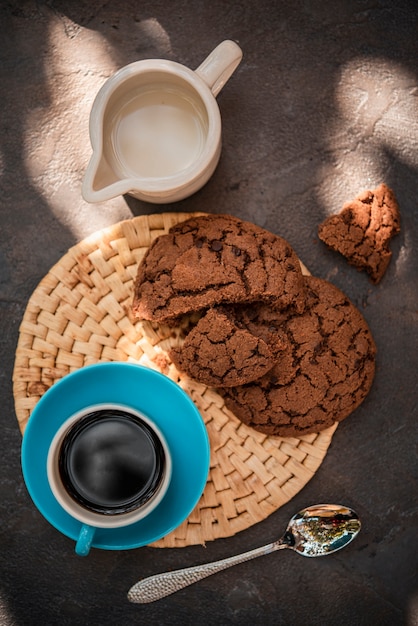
[195,40,243,98]
[75,524,96,557]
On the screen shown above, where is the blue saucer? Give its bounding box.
[21,362,210,551]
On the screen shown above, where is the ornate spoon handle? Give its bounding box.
[128,541,285,604]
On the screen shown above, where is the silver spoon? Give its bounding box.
[127,503,361,604]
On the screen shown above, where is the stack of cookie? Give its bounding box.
[132,214,376,437]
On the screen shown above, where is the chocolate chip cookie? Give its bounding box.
[318,183,400,284]
[132,214,307,322]
[218,275,376,437]
[170,307,286,387]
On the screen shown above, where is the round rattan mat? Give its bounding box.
[13,212,337,548]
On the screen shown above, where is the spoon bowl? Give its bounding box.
[284,504,361,557]
[127,503,361,603]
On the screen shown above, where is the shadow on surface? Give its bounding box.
[1,1,417,625]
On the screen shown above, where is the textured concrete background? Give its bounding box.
[1,1,417,624]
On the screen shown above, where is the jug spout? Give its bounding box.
[82,152,130,203]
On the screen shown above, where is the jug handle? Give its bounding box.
[195,40,243,98]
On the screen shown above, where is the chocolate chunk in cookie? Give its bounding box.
[132,214,307,322]
[218,276,376,437]
[318,183,400,284]
[170,307,282,387]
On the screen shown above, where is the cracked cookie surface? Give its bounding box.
[169,307,284,387]
[318,183,400,284]
[132,214,307,322]
[218,276,376,437]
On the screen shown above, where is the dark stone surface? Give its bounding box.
[1,1,417,624]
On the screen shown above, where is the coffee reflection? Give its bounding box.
[58,409,165,515]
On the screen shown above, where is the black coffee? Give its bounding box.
[58,409,165,515]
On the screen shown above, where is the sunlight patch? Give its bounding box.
[317,57,418,215]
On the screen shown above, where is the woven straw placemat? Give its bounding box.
[13,212,337,548]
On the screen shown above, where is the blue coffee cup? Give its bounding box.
[21,363,210,555]
[46,403,173,556]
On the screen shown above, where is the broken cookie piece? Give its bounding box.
[170,307,281,387]
[132,214,307,323]
[218,276,376,437]
[318,183,400,284]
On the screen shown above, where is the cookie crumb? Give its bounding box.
[318,183,400,283]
